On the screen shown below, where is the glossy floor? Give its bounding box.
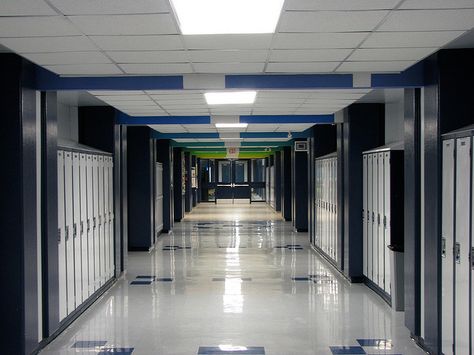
[41,203,424,355]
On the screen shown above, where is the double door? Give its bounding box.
[441,135,473,355]
[57,150,114,321]
[216,160,251,201]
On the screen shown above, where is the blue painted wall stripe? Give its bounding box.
[225,74,353,89]
[240,114,334,124]
[371,61,424,88]
[34,66,184,91]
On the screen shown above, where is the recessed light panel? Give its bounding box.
[170,0,284,35]
[205,91,257,105]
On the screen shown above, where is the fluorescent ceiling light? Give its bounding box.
[205,91,257,105]
[170,0,284,35]
[215,123,248,128]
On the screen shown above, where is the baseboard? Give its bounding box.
[296,228,308,232]
[129,246,152,252]
[363,277,392,307]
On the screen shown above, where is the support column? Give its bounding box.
[340,104,384,281]
[275,151,282,212]
[156,140,174,232]
[281,146,292,221]
[0,54,40,355]
[292,139,308,232]
[184,151,192,213]
[173,147,185,222]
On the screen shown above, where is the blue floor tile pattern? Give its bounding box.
[198,346,265,354]
[163,245,192,250]
[71,340,107,348]
[330,346,366,354]
[156,277,173,282]
[357,339,393,349]
[98,348,134,354]
[130,280,152,285]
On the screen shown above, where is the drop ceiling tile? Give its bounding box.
[284,0,399,10]
[149,124,185,131]
[275,124,314,132]
[348,47,437,61]
[193,62,265,73]
[91,35,183,51]
[337,60,417,73]
[182,124,214,130]
[96,95,150,101]
[246,125,278,132]
[44,63,122,75]
[0,36,98,53]
[257,91,312,99]
[160,104,209,110]
[102,100,154,106]
[362,31,465,48]
[155,100,206,106]
[269,49,352,62]
[378,9,474,31]
[0,0,57,16]
[22,51,111,65]
[128,112,166,116]
[266,62,339,73]
[188,50,269,63]
[119,63,193,74]
[252,110,297,115]
[68,14,178,35]
[400,0,474,9]
[184,34,273,50]
[0,16,81,37]
[49,0,169,15]
[273,33,367,49]
[107,51,189,63]
[279,11,389,32]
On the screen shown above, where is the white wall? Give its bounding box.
[57,102,78,142]
[385,100,404,144]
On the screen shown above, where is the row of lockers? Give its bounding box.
[362,148,403,297]
[314,155,338,263]
[57,149,114,321]
[441,129,474,355]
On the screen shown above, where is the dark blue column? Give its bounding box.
[173,147,185,221]
[281,147,292,221]
[419,49,474,354]
[292,139,308,232]
[340,104,385,281]
[127,126,154,251]
[41,91,60,338]
[156,140,174,232]
[404,88,421,339]
[275,151,282,212]
[184,151,192,212]
[0,54,39,355]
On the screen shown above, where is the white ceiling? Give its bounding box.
[148,123,314,134]
[0,0,472,75]
[89,88,372,116]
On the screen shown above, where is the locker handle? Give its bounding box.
[80,221,84,235]
[372,212,375,223]
[377,214,380,225]
[73,223,77,238]
[93,217,97,229]
[87,219,90,232]
[57,228,61,243]
[455,243,461,264]
[383,216,387,228]
[471,248,474,270]
[441,238,446,258]
[65,226,69,241]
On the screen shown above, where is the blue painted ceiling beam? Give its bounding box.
[240,114,333,124]
[35,62,425,91]
[152,132,220,139]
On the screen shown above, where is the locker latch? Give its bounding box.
[80,221,84,235]
[471,248,474,270]
[377,214,380,225]
[455,243,461,264]
[441,238,446,258]
[372,212,374,223]
[57,228,61,243]
[93,217,97,229]
[65,226,69,241]
[383,216,387,228]
[87,219,90,232]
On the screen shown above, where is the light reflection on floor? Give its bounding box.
[41,203,424,355]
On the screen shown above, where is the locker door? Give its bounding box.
[86,154,95,295]
[383,152,391,295]
[92,155,100,289]
[372,154,379,285]
[377,153,385,289]
[441,139,455,355]
[57,151,67,321]
[328,159,333,257]
[363,155,368,276]
[64,152,75,313]
[79,154,89,301]
[108,157,114,279]
[316,160,320,248]
[367,154,373,280]
[323,160,328,254]
[454,137,471,355]
[103,158,110,281]
[98,155,105,286]
[334,158,338,262]
[72,153,83,306]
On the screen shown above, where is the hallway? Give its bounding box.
[41,204,423,355]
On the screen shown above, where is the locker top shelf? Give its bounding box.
[315,151,337,161]
[441,124,474,140]
[58,138,113,156]
[363,141,403,155]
